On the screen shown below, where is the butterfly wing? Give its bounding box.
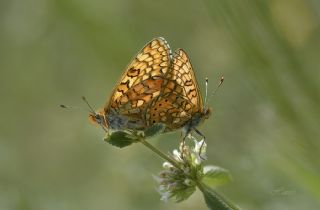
[170,49,203,112]
[146,91,194,130]
[146,49,203,131]
[105,37,172,130]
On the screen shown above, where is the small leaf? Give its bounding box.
[104,131,138,148]
[144,123,166,138]
[173,185,196,203]
[202,165,232,188]
[201,184,239,210]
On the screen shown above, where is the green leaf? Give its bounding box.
[144,123,166,138]
[200,184,240,210]
[202,165,232,188]
[104,131,138,148]
[173,185,196,202]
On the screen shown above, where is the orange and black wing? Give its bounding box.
[169,49,203,112]
[145,49,203,130]
[105,37,172,126]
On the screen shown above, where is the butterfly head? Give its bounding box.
[81,96,109,132]
[197,106,211,127]
[88,109,109,132]
[203,107,212,120]
[186,107,212,132]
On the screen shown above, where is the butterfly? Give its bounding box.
[89,37,216,141]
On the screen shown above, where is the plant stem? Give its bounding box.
[139,138,182,170]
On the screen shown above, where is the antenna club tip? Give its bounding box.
[81,96,86,100]
[205,77,208,82]
[220,76,224,82]
[60,104,67,108]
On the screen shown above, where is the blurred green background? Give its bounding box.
[1,0,320,209]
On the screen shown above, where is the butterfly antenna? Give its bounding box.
[82,96,109,133]
[61,97,108,133]
[206,76,224,106]
[204,77,209,107]
[81,96,96,114]
[60,96,96,114]
[60,104,91,113]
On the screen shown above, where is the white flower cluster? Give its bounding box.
[156,138,207,202]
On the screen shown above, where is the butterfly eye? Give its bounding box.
[204,108,211,119]
[94,114,103,124]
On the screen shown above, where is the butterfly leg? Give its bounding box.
[194,128,206,160]
[180,128,192,160]
[180,132,186,159]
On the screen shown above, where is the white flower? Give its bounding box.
[155,137,208,202]
[192,138,207,164]
[163,162,173,169]
[160,191,171,202]
[184,178,192,186]
[173,149,183,162]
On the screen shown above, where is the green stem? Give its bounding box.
[139,138,182,170]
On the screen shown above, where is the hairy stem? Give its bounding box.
[140,138,182,170]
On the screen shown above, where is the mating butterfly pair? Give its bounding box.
[90,37,213,141]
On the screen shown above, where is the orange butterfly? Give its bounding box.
[89,37,217,141]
